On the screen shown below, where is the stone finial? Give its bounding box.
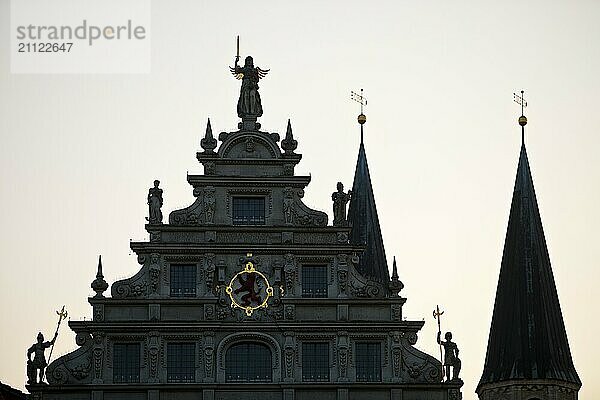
[91,255,109,298]
[281,119,298,154]
[201,118,217,153]
[389,256,404,296]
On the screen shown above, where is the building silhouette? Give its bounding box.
[27,57,464,400]
[477,114,581,400]
[24,62,580,400]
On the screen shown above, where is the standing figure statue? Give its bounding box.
[437,331,462,382]
[230,55,269,118]
[147,180,163,224]
[332,182,351,227]
[27,332,57,384]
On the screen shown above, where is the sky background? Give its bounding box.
[1,0,599,398]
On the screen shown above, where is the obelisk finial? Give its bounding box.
[513,90,528,145]
[351,89,367,144]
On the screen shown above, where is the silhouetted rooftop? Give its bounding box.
[478,144,581,388]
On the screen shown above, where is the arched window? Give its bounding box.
[225,342,272,382]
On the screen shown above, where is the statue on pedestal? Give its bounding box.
[27,332,57,384]
[147,180,163,224]
[229,37,269,121]
[437,331,462,382]
[332,182,351,227]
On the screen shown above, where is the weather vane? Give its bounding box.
[351,89,367,142]
[513,90,528,144]
[351,89,367,114]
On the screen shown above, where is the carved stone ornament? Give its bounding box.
[46,333,95,385]
[91,255,108,298]
[92,333,105,384]
[283,332,296,381]
[283,187,296,225]
[148,253,161,295]
[203,186,216,224]
[448,388,463,400]
[203,332,215,382]
[281,119,298,154]
[337,334,349,382]
[201,118,217,153]
[283,253,296,295]
[146,335,161,383]
[278,188,327,227]
[348,270,384,298]
[205,253,216,295]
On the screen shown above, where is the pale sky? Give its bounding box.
[1,0,599,398]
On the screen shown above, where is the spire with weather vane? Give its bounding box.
[513,90,528,145]
[351,89,367,143]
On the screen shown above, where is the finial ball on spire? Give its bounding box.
[358,113,366,125]
[518,115,527,126]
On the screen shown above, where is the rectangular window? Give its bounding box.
[355,342,382,382]
[113,343,140,383]
[170,264,196,297]
[167,342,196,383]
[233,197,266,225]
[302,342,330,382]
[302,265,328,298]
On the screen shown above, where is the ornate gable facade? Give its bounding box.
[27,56,463,400]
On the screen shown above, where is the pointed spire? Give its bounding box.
[96,255,103,278]
[389,256,404,296]
[91,255,109,298]
[281,119,298,154]
[200,118,217,153]
[347,123,389,283]
[478,143,580,391]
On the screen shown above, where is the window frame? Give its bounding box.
[232,196,266,226]
[355,341,382,382]
[170,264,197,297]
[225,342,273,383]
[301,264,328,298]
[166,342,196,383]
[112,342,141,383]
[301,341,330,382]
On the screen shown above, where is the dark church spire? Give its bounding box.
[478,107,580,394]
[347,103,390,283]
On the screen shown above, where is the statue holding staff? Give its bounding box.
[27,306,67,385]
[437,331,462,382]
[27,332,57,384]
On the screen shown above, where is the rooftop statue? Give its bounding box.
[146,180,163,225]
[229,37,269,120]
[230,56,269,119]
[332,182,351,227]
[438,331,462,382]
[27,332,57,385]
